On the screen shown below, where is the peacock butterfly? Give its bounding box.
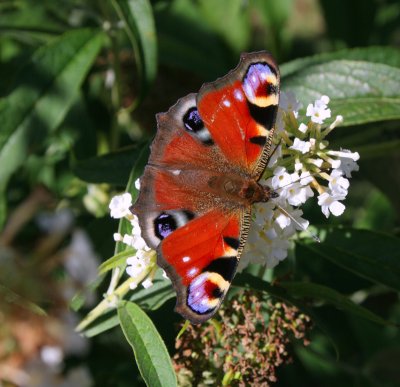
[131,51,280,324]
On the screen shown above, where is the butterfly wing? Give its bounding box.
[159,208,250,323]
[197,51,280,178]
[132,51,280,323]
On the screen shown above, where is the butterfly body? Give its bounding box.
[132,51,280,323]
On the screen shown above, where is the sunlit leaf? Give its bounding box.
[281,46,400,77]
[129,275,174,311]
[282,60,400,126]
[118,301,177,387]
[99,249,135,275]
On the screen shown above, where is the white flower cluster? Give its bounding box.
[240,92,359,269]
[109,191,156,289]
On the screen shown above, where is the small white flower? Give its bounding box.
[279,179,314,207]
[290,138,311,154]
[306,95,331,124]
[318,192,346,217]
[275,172,314,207]
[113,232,123,242]
[283,207,309,232]
[127,215,151,251]
[254,201,275,226]
[268,236,292,267]
[126,250,153,278]
[295,162,303,171]
[307,158,324,168]
[271,166,291,189]
[275,211,291,229]
[329,169,350,196]
[142,278,153,289]
[327,149,360,161]
[298,171,314,185]
[109,193,132,219]
[329,158,341,169]
[298,123,308,133]
[327,115,344,130]
[327,149,360,177]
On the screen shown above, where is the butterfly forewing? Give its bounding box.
[197,51,280,179]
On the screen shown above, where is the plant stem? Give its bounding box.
[76,263,155,333]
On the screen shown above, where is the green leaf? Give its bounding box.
[73,145,149,186]
[82,311,119,338]
[280,282,389,326]
[330,97,400,126]
[282,60,400,126]
[298,228,400,293]
[112,0,157,104]
[118,301,177,387]
[129,274,174,311]
[98,249,135,275]
[0,190,6,230]
[281,46,400,77]
[0,28,104,191]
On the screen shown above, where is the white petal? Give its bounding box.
[298,123,308,133]
[329,201,345,216]
[142,278,153,289]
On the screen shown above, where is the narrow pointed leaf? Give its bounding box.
[98,249,135,275]
[118,301,177,387]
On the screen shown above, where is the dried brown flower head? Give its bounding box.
[173,290,311,386]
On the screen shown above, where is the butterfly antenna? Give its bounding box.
[266,139,282,166]
[275,204,321,243]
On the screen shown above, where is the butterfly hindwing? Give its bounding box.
[158,208,251,323]
[132,51,280,323]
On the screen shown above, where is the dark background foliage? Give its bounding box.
[1,0,400,386]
